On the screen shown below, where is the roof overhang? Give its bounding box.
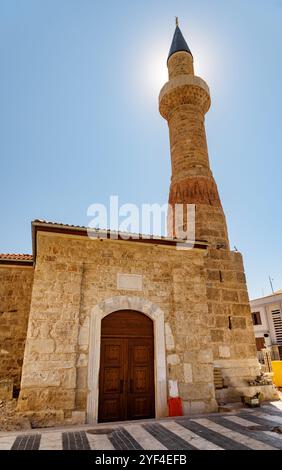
[250,293,282,307]
[32,219,208,262]
[0,256,33,267]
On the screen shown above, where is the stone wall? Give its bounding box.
[204,248,279,401]
[0,265,33,392]
[18,231,218,422]
[17,229,277,425]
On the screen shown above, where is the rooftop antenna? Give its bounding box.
[175,16,179,27]
[269,276,274,294]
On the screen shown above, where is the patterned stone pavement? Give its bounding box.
[1,404,282,450]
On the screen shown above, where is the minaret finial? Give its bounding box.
[168,18,192,61]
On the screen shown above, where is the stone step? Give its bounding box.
[218,402,245,413]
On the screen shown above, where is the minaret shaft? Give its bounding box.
[159,40,229,248]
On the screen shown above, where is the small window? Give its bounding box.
[252,311,262,325]
[255,337,265,351]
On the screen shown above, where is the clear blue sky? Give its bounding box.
[0,0,281,299]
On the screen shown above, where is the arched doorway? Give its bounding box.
[98,310,155,423]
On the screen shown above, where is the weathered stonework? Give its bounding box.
[0,379,13,400]
[0,265,33,392]
[158,36,278,406]
[17,229,219,421]
[160,50,229,248]
[13,216,277,425]
[1,25,278,427]
[169,176,222,208]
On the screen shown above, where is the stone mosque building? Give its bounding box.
[0,24,277,426]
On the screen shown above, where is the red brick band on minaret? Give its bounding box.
[169,176,222,207]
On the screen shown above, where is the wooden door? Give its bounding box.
[98,338,125,423]
[127,338,154,420]
[98,310,155,423]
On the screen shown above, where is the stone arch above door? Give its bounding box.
[87,296,167,424]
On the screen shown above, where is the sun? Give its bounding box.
[131,38,169,102]
[144,46,169,95]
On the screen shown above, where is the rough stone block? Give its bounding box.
[193,364,214,383]
[222,367,252,378]
[236,272,246,283]
[17,388,75,412]
[211,329,224,342]
[179,382,215,400]
[190,400,207,414]
[61,368,76,389]
[206,287,220,301]
[76,367,87,389]
[78,318,90,350]
[169,364,183,381]
[182,400,191,415]
[215,316,229,328]
[239,291,250,303]
[77,353,88,367]
[167,354,180,365]
[30,339,55,354]
[232,304,251,316]
[75,390,87,409]
[22,370,61,387]
[214,358,259,369]
[207,270,220,281]
[197,349,213,364]
[183,351,198,363]
[20,410,65,428]
[218,345,230,358]
[55,341,77,353]
[221,290,239,302]
[165,323,175,351]
[232,317,246,329]
[183,363,193,383]
[0,379,13,400]
[66,411,86,425]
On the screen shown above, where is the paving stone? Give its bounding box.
[39,431,63,450]
[161,421,223,450]
[2,407,282,451]
[177,418,249,450]
[209,415,279,450]
[109,428,143,450]
[11,434,41,450]
[143,423,197,450]
[86,433,115,450]
[62,431,90,450]
[125,424,167,450]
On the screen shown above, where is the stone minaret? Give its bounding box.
[159,23,229,248]
[160,24,268,401]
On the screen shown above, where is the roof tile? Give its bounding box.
[0,253,33,261]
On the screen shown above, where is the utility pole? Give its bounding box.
[269,276,274,294]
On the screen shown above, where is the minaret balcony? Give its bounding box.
[159,75,211,119]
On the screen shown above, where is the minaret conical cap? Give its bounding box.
[168,24,192,61]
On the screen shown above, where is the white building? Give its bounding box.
[250,290,282,359]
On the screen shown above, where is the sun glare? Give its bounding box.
[131,30,222,107]
[132,38,169,102]
[143,46,169,95]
